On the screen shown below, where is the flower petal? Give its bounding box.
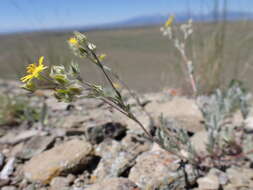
[39,56,44,65]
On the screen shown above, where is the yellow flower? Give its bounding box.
[165,15,174,28]
[21,56,47,82]
[68,37,78,45]
[113,82,122,89]
[98,53,107,61]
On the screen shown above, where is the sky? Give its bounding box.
[1,0,253,33]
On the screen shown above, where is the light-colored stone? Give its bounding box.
[85,178,138,190]
[50,177,70,190]
[16,135,55,159]
[190,130,208,154]
[0,157,16,180]
[22,184,36,190]
[245,116,253,132]
[197,174,220,190]
[145,96,203,132]
[23,139,92,184]
[10,143,24,157]
[61,115,87,129]
[226,167,253,188]
[2,186,17,190]
[92,133,150,181]
[128,146,179,189]
[46,97,69,111]
[0,130,45,145]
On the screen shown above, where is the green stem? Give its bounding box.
[89,50,122,100]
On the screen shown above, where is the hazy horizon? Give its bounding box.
[1,0,253,34]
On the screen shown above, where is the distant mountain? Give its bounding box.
[93,11,253,30]
[3,11,253,35]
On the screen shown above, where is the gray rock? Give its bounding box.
[22,184,36,190]
[61,115,87,129]
[0,130,45,145]
[128,146,179,189]
[197,173,220,190]
[190,130,208,155]
[0,152,5,170]
[16,135,55,159]
[0,179,10,187]
[10,143,24,157]
[84,178,138,190]
[205,168,228,186]
[2,186,17,190]
[85,122,127,144]
[71,187,83,190]
[46,98,69,111]
[245,117,253,132]
[92,133,150,181]
[0,128,6,138]
[50,177,70,190]
[225,167,253,188]
[23,139,93,184]
[0,157,15,180]
[146,96,203,132]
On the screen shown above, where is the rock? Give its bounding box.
[61,115,87,129]
[0,179,10,187]
[118,96,203,134]
[16,136,55,159]
[10,143,24,157]
[146,96,203,132]
[65,129,86,136]
[66,174,76,184]
[85,122,127,144]
[245,116,253,132]
[0,152,5,170]
[73,177,87,189]
[204,169,228,186]
[23,139,93,184]
[92,133,151,181]
[22,184,36,190]
[114,111,151,134]
[128,145,179,189]
[72,187,83,190]
[0,157,16,180]
[50,128,66,137]
[1,186,17,190]
[190,130,208,155]
[92,140,121,180]
[225,167,253,188]
[46,97,69,111]
[0,130,45,145]
[50,177,70,190]
[197,170,220,190]
[0,128,6,137]
[85,178,138,190]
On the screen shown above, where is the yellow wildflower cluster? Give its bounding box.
[21,56,47,83]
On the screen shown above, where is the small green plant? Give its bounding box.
[0,94,40,126]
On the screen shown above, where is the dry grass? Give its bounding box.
[1,21,253,93]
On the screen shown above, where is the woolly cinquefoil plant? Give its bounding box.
[20,31,155,142]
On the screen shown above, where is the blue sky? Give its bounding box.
[1,0,253,33]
